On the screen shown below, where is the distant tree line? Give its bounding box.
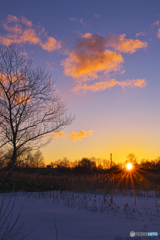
[48,157,114,169]
[0,148,45,169]
[139,157,160,170]
[47,157,116,174]
[48,153,160,174]
[1,150,160,175]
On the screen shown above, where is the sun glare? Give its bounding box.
[126,163,133,170]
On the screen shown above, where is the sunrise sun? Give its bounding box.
[126,163,133,170]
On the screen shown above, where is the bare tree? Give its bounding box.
[33,150,45,168]
[78,158,96,169]
[0,44,75,180]
[48,161,56,168]
[2,146,30,168]
[16,148,31,168]
[25,151,35,168]
[125,153,137,164]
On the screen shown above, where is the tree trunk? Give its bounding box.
[5,148,16,182]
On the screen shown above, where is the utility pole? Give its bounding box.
[110,153,112,169]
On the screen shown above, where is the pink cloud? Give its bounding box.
[94,14,100,18]
[45,61,55,71]
[70,18,86,26]
[136,31,146,38]
[157,29,160,38]
[21,16,32,27]
[7,15,19,22]
[152,20,160,26]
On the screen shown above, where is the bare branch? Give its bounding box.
[0,44,75,179]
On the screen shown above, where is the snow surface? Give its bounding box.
[0,190,160,240]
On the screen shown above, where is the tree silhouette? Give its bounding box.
[78,158,96,169]
[125,153,137,164]
[33,150,45,168]
[0,44,74,180]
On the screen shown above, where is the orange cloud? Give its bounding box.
[61,50,123,81]
[132,79,147,87]
[108,34,147,53]
[44,130,93,141]
[61,33,147,85]
[68,130,93,141]
[72,78,147,93]
[51,131,66,139]
[0,15,61,51]
[86,131,93,135]
[3,16,22,34]
[40,37,61,51]
[157,29,160,38]
[61,33,123,81]
[20,29,40,44]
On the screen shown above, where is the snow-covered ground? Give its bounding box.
[0,190,160,240]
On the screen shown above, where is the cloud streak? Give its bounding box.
[0,15,61,51]
[51,131,67,138]
[72,78,147,93]
[136,31,146,38]
[152,20,160,26]
[44,130,93,141]
[68,130,93,141]
[70,18,86,26]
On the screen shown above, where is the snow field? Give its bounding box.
[0,190,160,240]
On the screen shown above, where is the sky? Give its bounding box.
[1,0,160,165]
